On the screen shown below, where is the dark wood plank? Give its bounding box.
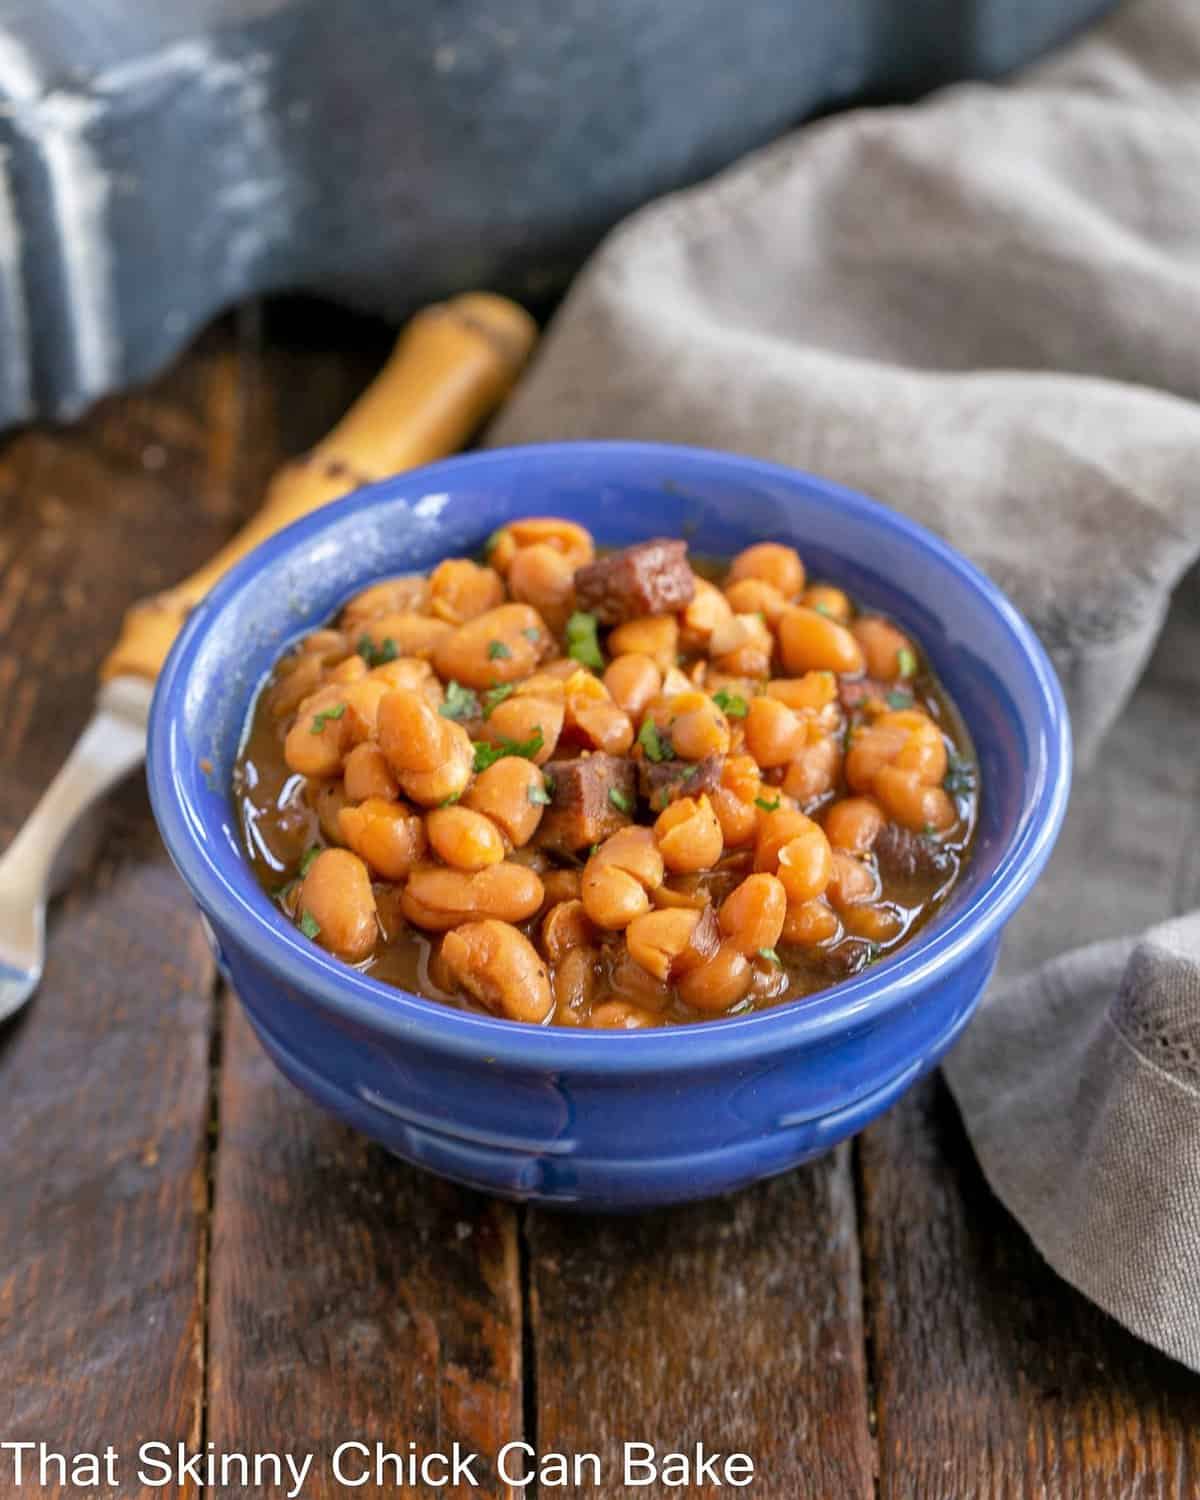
[527,1150,876,1499]
[206,304,524,1499]
[0,324,246,1493]
[861,1078,1200,1500]
[208,999,523,1498]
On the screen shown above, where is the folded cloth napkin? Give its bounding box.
[488,0,1200,1368]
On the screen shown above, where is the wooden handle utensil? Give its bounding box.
[101,292,537,682]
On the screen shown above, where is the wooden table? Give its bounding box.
[2,304,1198,1500]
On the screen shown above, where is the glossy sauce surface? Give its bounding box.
[233,525,977,1028]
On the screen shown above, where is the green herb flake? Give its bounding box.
[438,791,462,807]
[588,843,601,859]
[943,749,977,798]
[487,639,512,661]
[310,703,346,734]
[886,689,914,710]
[897,647,918,678]
[758,947,783,967]
[712,688,749,719]
[357,634,398,667]
[299,910,321,940]
[484,526,506,556]
[608,786,633,814]
[481,683,516,718]
[755,794,782,812]
[528,781,553,806]
[473,727,545,774]
[440,680,481,721]
[637,717,673,763]
[813,602,834,618]
[298,844,321,876]
[522,626,541,643]
[565,610,605,671]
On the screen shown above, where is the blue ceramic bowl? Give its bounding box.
[148,442,1070,1209]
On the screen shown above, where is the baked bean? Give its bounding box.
[823,796,884,853]
[873,765,957,832]
[767,671,838,712]
[428,557,505,625]
[826,850,880,912]
[708,612,773,678]
[776,825,834,903]
[581,827,664,929]
[402,862,545,930]
[799,584,852,623]
[724,577,788,626]
[729,542,805,600]
[540,867,582,908]
[666,690,732,760]
[299,627,352,658]
[488,517,595,575]
[782,897,841,946]
[440,920,553,1023]
[426,805,506,871]
[588,1000,659,1029]
[482,693,564,764]
[654,794,724,873]
[284,684,353,777]
[604,653,663,719]
[608,615,678,673]
[680,576,734,651]
[677,941,753,1012]
[553,945,596,1021]
[718,873,787,954]
[744,695,805,767]
[433,603,551,689]
[843,904,904,943]
[507,543,576,625]
[338,798,427,880]
[778,606,865,676]
[379,699,473,807]
[754,804,817,872]
[268,652,328,719]
[343,742,399,803]
[845,709,946,791]
[341,678,391,746]
[340,575,428,627]
[298,849,377,961]
[541,899,595,961]
[781,733,842,804]
[464,756,548,847]
[313,781,349,844]
[852,616,916,681]
[626,907,706,982]
[328,654,368,685]
[561,670,633,755]
[359,611,453,661]
[368,656,445,707]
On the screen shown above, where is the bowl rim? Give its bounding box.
[148,440,1072,1073]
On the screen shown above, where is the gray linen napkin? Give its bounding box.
[488,0,1200,1368]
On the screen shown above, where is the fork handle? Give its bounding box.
[100,292,536,683]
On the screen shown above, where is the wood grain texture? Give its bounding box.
[0,326,244,1494]
[860,1079,1200,1500]
[205,307,524,1499]
[527,1148,876,1499]
[208,999,523,1498]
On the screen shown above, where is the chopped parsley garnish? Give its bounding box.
[440,680,480,721]
[438,791,462,807]
[565,610,605,671]
[522,626,541,643]
[712,688,749,719]
[310,703,346,733]
[299,844,321,876]
[812,602,834,618]
[484,526,506,556]
[487,639,512,661]
[755,794,781,812]
[357,634,398,667]
[637,717,673,763]
[609,786,633,814]
[472,727,545,773]
[758,947,782,967]
[528,781,553,806]
[481,683,515,718]
[886,689,914,710]
[897,646,918,678]
[299,910,321,939]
